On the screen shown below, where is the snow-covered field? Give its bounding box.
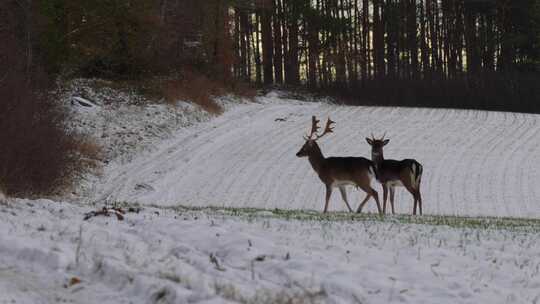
[3,88,540,303]
[96,92,540,218]
[2,200,540,304]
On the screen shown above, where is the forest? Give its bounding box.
[0,0,539,194]
[230,0,540,110]
[3,2,540,301]
[3,1,539,108]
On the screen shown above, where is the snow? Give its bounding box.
[3,86,540,303]
[94,92,540,218]
[2,200,540,303]
[61,79,218,165]
[72,96,99,108]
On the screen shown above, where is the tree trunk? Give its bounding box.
[273,0,284,83]
[261,1,274,84]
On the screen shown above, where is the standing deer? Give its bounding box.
[366,134,423,215]
[296,116,382,214]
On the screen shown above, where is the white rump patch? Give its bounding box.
[410,163,421,188]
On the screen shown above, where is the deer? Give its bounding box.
[296,116,382,214]
[366,134,423,215]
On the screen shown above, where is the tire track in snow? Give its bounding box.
[516,120,540,215]
[97,103,266,204]
[500,114,539,216]
[429,109,468,215]
[95,99,540,218]
[417,108,458,214]
[473,111,507,214]
[494,112,528,216]
[224,104,319,209]
[448,109,498,216]
[524,124,540,216]
[446,109,481,215]
[173,105,274,206]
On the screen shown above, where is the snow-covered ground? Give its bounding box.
[61,79,217,164]
[3,86,540,303]
[2,200,540,304]
[95,91,540,218]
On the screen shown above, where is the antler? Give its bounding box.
[314,118,335,140]
[371,132,386,141]
[304,116,320,140]
[304,116,335,140]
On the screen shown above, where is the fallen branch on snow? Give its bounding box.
[83,207,125,221]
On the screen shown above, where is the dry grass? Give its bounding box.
[213,281,327,304]
[162,70,226,114]
[0,86,102,196]
[161,69,257,114]
[70,70,257,114]
[0,3,103,197]
[0,58,101,196]
[231,80,258,100]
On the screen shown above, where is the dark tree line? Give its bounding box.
[230,0,540,111]
[2,0,540,112]
[232,0,539,85]
[1,0,539,194]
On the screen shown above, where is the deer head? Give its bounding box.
[296,116,335,157]
[365,133,389,158]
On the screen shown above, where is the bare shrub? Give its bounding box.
[0,74,101,196]
[231,81,258,100]
[162,70,226,114]
[0,8,101,197]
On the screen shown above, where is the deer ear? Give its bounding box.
[383,139,390,146]
[366,138,373,145]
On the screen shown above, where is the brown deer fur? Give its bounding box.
[366,136,423,215]
[297,117,382,214]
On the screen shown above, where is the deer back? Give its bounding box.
[376,159,421,184]
[319,157,374,185]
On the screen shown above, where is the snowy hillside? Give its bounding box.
[95,92,540,218]
[3,90,540,304]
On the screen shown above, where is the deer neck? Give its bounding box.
[371,150,384,169]
[308,143,326,173]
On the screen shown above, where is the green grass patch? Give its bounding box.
[112,201,540,232]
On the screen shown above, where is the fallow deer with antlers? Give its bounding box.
[366,134,423,215]
[296,116,382,214]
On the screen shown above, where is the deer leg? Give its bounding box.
[339,186,353,212]
[357,185,381,215]
[382,184,388,214]
[389,186,396,215]
[404,185,418,215]
[417,187,423,215]
[356,193,371,213]
[324,185,332,213]
[371,187,382,215]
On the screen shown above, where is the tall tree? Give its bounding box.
[260,0,274,84]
